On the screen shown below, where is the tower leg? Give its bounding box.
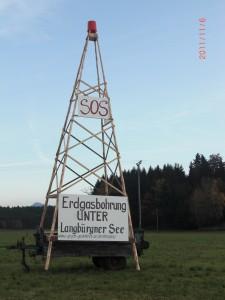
[128,212,140,271]
[44,201,58,270]
[45,240,53,270]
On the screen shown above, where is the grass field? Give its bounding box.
[1,230,225,300]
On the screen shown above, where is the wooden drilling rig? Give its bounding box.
[18,21,149,271]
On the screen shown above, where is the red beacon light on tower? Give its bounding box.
[88,20,98,41]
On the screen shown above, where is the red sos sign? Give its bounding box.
[78,96,110,119]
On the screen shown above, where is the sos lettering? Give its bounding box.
[79,98,109,118]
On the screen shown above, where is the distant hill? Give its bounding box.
[32,202,43,207]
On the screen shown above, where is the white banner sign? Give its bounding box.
[58,194,128,241]
[77,95,110,119]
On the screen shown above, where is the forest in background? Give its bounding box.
[1,153,225,230]
[93,153,225,229]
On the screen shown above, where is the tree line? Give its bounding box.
[1,153,225,230]
[0,207,53,229]
[93,153,225,230]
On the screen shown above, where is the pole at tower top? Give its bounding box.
[88,20,98,41]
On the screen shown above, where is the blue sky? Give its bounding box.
[0,0,225,206]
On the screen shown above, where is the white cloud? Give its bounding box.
[0,0,58,38]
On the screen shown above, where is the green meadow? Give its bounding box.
[1,230,225,300]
